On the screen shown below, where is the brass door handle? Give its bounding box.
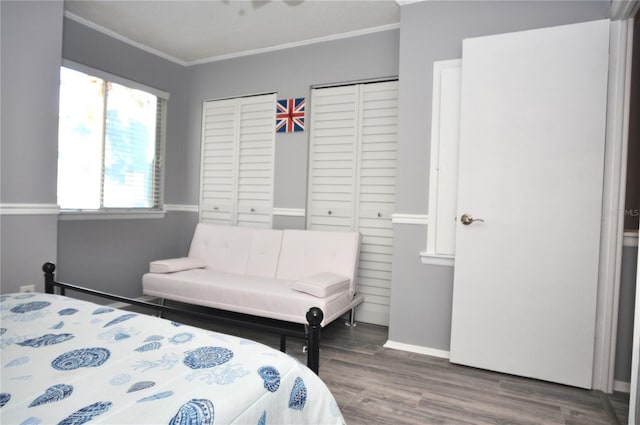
[460,213,484,225]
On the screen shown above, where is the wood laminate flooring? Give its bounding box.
[159,308,630,425]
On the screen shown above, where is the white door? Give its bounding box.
[450,20,610,389]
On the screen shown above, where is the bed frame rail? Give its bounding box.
[42,262,323,374]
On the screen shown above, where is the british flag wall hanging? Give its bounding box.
[276,98,305,133]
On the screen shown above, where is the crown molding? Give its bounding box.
[64,11,189,66]
[65,11,399,67]
[190,23,400,65]
[609,0,639,20]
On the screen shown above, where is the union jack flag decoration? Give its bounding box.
[276,98,305,133]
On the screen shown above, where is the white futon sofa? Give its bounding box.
[142,223,364,327]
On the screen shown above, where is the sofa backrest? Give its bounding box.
[276,229,361,295]
[188,223,283,278]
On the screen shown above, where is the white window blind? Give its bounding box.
[57,66,166,212]
[423,59,461,266]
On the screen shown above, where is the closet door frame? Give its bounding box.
[307,80,399,326]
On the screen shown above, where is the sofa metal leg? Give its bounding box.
[345,307,357,327]
[157,298,166,318]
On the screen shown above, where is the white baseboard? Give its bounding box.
[383,340,450,359]
[614,379,631,393]
[384,341,632,394]
[624,231,638,247]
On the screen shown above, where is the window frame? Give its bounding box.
[57,60,169,220]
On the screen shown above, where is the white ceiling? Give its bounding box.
[64,0,401,65]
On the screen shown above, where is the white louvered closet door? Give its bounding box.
[355,81,398,325]
[200,94,276,228]
[307,85,359,231]
[200,98,237,224]
[308,81,398,326]
[236,95,276,228]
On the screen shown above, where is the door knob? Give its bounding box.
[460,213,484,225]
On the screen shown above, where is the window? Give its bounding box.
[57,65,167,212]
[422,59,461,266]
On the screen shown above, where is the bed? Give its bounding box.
[1,289,344,424]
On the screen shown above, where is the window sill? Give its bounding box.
[59,209,166,221]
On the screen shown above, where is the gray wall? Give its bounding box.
[54,18,195,297]
[389,0,610,350]
[0,1,63,293]
[616,246,638,382]
[62,18,191,206]
[1,0,636,387]
[56,24,399,296]
[186,30,400,212]
[391,0,636,387]
[57,212,197,298]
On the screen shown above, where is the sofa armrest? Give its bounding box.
[149,257,207,274]
[291,272,350,298]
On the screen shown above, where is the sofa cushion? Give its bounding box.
[276,229,361,294]
[292,272,350,298]
[142,269,360,326]
[188,224,253,275]
[187,223,283,277]
[244,229,284,278]
[149,257,207,273]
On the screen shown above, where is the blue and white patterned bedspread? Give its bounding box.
[0,293,344,425]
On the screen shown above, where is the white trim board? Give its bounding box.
[164,204,199,213]
[64,12,190,66]
[0,204,60,215]
[614,379,631,393]
[426,59,461,258]
[272,208,305,217]
[59,210,165,221]
[592,18,633,392]
[391,213,428,225]
[624,231,638,247]
[419,253,455,267]
[163,205,306,216]
[384,340,450,359]
[375,340,632,392]
[190,24,400,65]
